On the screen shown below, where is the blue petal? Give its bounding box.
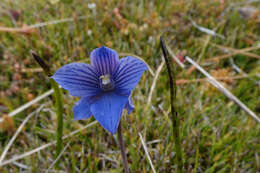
[90,92,128,134]
[125,96,134,114]
[73,98,92,120]
[114,56,148,95]
[52,63,101,97]
[90,46,119,75]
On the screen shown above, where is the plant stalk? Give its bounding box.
[160,37,183,173]
[31,52,64,168]
[117,122,130,173]
[50,78,64,168]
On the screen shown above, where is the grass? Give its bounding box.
[0,0,260,172]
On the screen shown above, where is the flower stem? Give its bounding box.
[117,122,130,173]
[31,52,64,168]
[160,37,184,172]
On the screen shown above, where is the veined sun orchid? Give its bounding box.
[52,46,148,134]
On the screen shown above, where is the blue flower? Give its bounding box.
[52,46,148,134]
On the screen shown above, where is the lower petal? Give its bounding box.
[125,96,134,114]
[90,92,128,134]
[73,98,92,120]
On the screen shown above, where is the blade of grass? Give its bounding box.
[146,59,165,109]
[160,37,183,173]
[211,43,260,60]
[0,89,54,123]
[45,141,71,173]
[185,56,260,123]
[0,104,45,164]
[50,78,64,168]
[31,52,64,168]
[205,45,260,63]
[0,121,98,167]
[139,132,157,173]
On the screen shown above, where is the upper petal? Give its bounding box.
[52,63,101,97]
[90,46,119,76]
[113,56,148,95]
[90,92,128,134]
[73,97,92,120]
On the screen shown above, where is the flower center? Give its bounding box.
[99,74,115,91]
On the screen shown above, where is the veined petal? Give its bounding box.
[73,98,92,120]
[90,46,119,75]
[52,63,101,97]
[114,56,148,94]
[90,92,128,134]
[125,96,134,114]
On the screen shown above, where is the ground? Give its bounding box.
[0,0,260,172]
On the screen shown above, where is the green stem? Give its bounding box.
[50,78,64,168]
[160,37,183,173]
[31,52,64,168]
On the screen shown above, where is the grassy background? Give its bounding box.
[0,0,260,172]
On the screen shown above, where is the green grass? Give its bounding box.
[0,0,260,172]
